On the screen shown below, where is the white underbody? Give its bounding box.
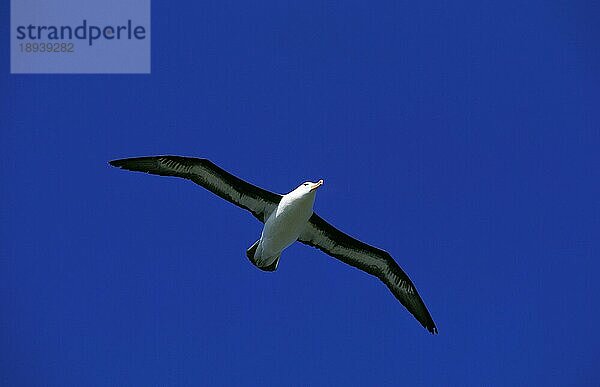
[253,187,316,267]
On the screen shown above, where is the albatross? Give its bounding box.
[109,156,438,334]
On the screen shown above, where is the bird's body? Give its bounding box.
[109,156,438,334]
[251,180,322,269]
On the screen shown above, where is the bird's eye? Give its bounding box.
[303,183,309,186]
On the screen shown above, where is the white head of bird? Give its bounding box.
[281,179,324,209]
[275,178,322,216]
[294,179,324,196]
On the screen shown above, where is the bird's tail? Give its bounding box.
[246,240,280,272]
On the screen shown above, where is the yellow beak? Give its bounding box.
[310,179,324,192]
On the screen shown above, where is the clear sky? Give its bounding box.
[1,1,599,386]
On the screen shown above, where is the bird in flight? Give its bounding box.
[109,156,438,334]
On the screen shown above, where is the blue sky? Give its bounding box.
[1,1,599,385]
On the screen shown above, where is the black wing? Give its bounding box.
[299,213,437,334]
[109,156,282,222]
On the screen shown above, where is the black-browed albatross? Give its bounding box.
[109,156,438,334]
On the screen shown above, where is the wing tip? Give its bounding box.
[108,159,124,168]
[421,314,438,334]
[108,157,159,172]
[109,156,210,168]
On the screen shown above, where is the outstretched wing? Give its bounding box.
[299,213,437,334]
[109,156,282,222]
